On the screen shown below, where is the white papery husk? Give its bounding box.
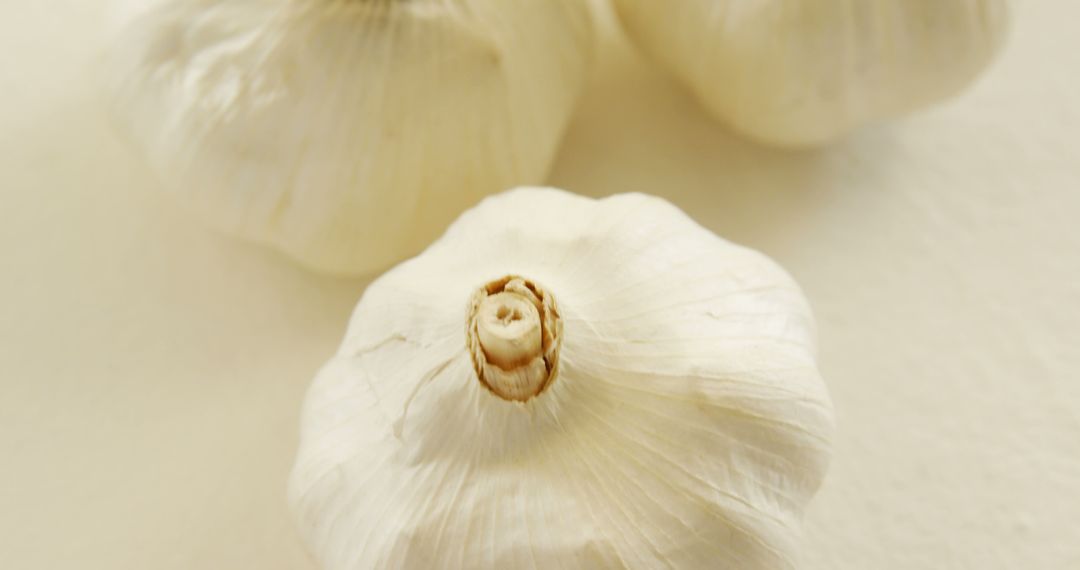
[611,0,1010,146]
[289,187,834,569]
[105,0,592,274]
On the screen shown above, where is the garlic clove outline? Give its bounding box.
[611,0,1011,146]
[106,0,593,274]
[289,187,834,569]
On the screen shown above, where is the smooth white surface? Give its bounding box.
[2,2,1078,569]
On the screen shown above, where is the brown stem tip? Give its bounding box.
[466,276,562,401]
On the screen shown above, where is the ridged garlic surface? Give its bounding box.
[106,0,592,274]
[612,0,1010,146]
[289,187,834,569]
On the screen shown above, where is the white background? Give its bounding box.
[2,2,1078,568]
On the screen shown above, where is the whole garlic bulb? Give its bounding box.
[106,0,592,274]
[289,187,834,569]
[611,0,1010,146]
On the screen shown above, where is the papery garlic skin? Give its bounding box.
[612,0,1010,146]
[106,0,592,274]
[289,187,834,569]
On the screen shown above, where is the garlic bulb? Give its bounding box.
[106,0,592,274]
[289,187,833,569]
[611,0,1010,146]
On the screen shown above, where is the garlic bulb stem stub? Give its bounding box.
[468,276,562,401]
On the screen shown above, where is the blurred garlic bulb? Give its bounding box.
[289,187,833,569]
[611,0,1010,146]
[106,0,592,274]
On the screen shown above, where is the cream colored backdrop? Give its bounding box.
[2,2,1077,568]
